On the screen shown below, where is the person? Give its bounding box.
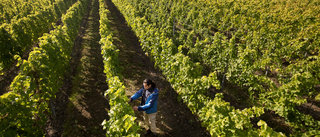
[129,79,159,136]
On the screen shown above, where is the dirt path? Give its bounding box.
[0,65,19,95]
[104,0,210,136]
[46,0,109,136]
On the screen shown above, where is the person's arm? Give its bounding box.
[129,88,143,102]
[138,92,159,111]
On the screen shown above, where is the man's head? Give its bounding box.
[143,79,153,89]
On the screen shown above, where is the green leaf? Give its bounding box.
[315,94,320,101]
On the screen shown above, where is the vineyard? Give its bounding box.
[0,0,319,136]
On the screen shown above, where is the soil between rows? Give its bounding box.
[46,0,109,136]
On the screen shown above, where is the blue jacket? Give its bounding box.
[130,86,159,114]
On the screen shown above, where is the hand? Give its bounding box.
[132,106,139,111]
[128,98,132,103]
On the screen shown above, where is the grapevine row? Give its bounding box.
[99,0,140,136]
[0,0,52,24]
[0,0,89,135]
[0,0,77,75]
[111,0,285,136]
[167,0,320,135]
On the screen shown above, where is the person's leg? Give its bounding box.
[143,112,152,135]
[148,112,157,134]
[144,112,150,127]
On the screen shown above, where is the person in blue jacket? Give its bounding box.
[129,79,159,136]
